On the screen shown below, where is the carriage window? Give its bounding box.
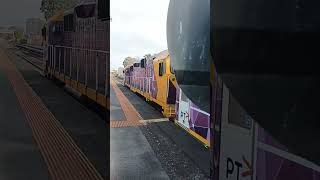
[159,62,164,76]
[228,94,252,129]
[163,61,166,74]
[130,66,133,71]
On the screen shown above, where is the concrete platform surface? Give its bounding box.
[0,46,49,180]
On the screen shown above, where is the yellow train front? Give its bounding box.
[124,50,177,118]
[45,0,110,109]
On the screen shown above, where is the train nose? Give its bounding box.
[167,0,211,112]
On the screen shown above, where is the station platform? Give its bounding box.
[110,77,210,179]
[0,39,106,180]
[0,48,49,180]
[110,78,169,179]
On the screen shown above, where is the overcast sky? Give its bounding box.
[111,0,170,70]
[0,0,42,26]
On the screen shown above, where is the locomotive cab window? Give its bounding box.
[140,59,146,68]
[75,3,96,18]
[159,61,166,76]
[159,62,164,76]
[52,25,62,33]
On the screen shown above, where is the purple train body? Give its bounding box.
[145,56,157,99]
[124,58,154,93]
[124,56,159,96]
[176,86,210,146]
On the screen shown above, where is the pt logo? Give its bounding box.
[226,156,252,180]
[180,111,189,124]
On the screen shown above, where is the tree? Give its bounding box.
[123,57,137,68]
[40,0,79,20]
[40,0,57,21]
[144,54,152,59]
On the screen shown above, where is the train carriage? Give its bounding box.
[46,0,110,109]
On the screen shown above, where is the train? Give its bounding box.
[167,0,320,179]
[123,50,211,147]
[124,50,176,118]
[45,0,110,109]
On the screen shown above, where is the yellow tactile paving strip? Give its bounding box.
[110,78,144,128]
[0,48,103,180]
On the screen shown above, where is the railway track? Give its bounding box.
[13,44,45,72]
[16,44,44,56]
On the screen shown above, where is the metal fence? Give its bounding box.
[48,45,109,95]
[124,76,152,93]
[124,75,173,102]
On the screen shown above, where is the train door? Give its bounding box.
[177,89,190,129]
[218,85,256,180]
[158,60,166,102]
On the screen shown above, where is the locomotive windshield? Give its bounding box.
[75,1,96,18]
[140,59,146,68]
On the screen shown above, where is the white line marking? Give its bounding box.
[190,106,210,116]
[139,118,169,124]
